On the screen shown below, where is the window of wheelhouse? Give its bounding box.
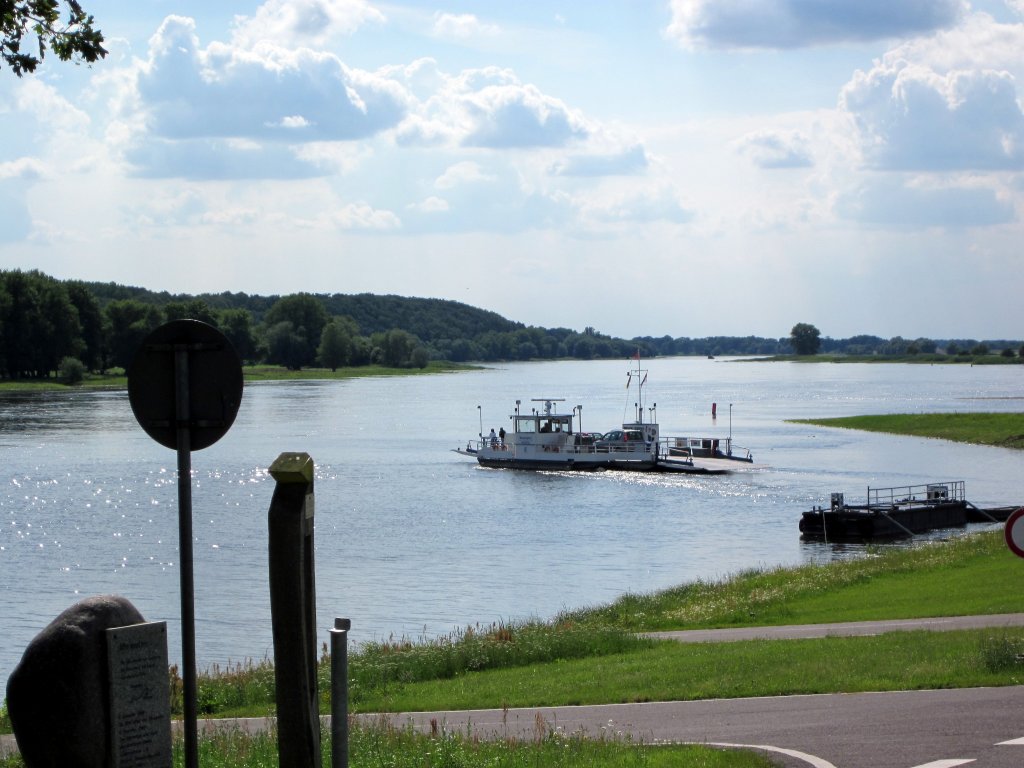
[515,416,537,434]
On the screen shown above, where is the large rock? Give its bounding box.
[6,595,146,768]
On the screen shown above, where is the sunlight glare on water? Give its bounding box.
[1,358,1022,688]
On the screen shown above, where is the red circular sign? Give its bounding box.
[1005,508,1024,559]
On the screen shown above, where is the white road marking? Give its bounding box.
[997,736,1024,745]
[708,742,837,768]
[909,761,975,767]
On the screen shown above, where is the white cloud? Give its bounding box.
[552,145,648,176]
[407,196,449,213]
[666,0,964,50]
[14,79,90,132]
[736,130,814,168]
[841,61,1024,170]
[0,157,46,180]
[333,202,401,230]
[114,15,410,178]
[432,12,500,40]
[460,82,590,148]
[231,0,385,49]
[434,161,496,190]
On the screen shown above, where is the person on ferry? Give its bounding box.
[489,428,498,446]
[498,427,506,446]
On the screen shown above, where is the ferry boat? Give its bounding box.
[453,359,746,475]
[798,481,1020,540]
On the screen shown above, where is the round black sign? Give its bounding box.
[127,320,243,451]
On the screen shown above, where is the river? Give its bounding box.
[2,357,1022,690]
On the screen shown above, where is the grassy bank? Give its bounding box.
[1,721,776,768]
[0,361,475,392]
[757,353,1021,365]
[790,412,1024,450]
[158,530,1024,720]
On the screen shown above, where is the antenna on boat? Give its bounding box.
[477,404,482,438]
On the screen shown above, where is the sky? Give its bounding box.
[1,0,1023,341]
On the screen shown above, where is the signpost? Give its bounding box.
[1005,507,1024,559]
[127,320,243,768]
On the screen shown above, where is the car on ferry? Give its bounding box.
[595,428,644,450]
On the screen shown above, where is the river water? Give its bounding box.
[2,358,1022,689]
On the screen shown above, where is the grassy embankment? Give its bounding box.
[790,412,1024,451]
[0,361,475,392]
[759,353,1021,364]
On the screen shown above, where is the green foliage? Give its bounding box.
[317,319,350,371]
[164,298,217,326]
[103,298,164,369]
[216,308,257,362]
[789,322,821,355]
[979,632,1024,672]
[2,271,1022,375]
[58,355,85,383]
[1,0,106,76]
[0,270,83,377]
[261,293,329,369]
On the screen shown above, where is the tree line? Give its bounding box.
[0,270,1020,381]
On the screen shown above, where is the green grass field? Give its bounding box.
[790,412,1024,450]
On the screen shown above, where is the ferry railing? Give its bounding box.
[473,438,654,456]
[662,436,753,461]
[867,481,965,508]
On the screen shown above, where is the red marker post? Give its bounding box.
[1004,507,1024,559]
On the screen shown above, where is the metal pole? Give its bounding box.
[331,618,351,768]
[174,345,199,768]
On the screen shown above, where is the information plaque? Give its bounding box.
[106,622,172,768]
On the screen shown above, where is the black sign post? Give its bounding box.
[128,320,243,768]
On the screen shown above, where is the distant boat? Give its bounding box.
[453,358,747,475]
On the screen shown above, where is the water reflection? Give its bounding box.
[1,359,1022,690]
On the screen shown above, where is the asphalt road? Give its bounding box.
[381,616,1024,768]
[382,686,1024,768]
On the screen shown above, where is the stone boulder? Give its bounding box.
[6,595,146,768]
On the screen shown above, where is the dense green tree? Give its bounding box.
[264,321,307,370]
[410,346,430,369]
[349,335,373,366]
[0,270,82,377]
[262,293,329,369]
[65,280,104,370]
[164,299,217,325]
[104,299,163,369]
[790,322,822,355]
[1,0,106,76]
[372,328,418,367]
[217,308,257,362]
[317,319,350,371]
